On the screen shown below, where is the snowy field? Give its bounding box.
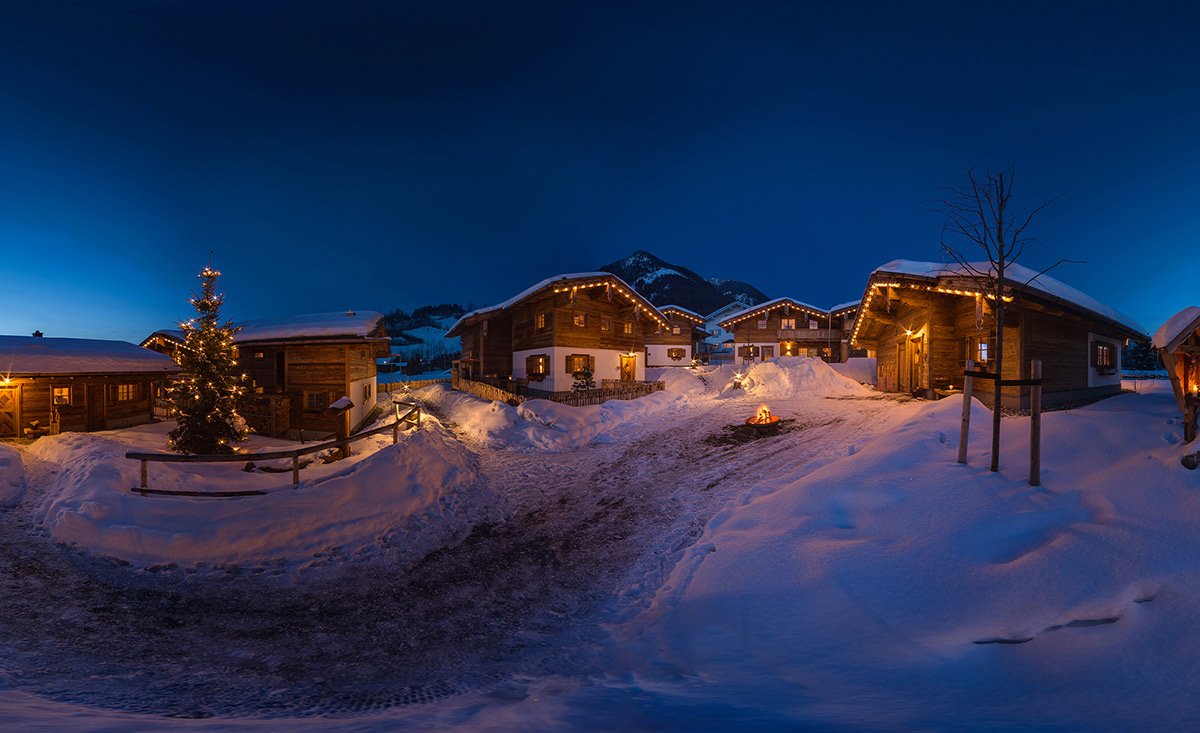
[2,358,1199,730]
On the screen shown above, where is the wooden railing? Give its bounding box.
[777,328,841,341]
[378,378,451,392]
[452,374,525,404]
[125,402,422,497]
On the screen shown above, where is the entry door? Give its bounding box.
[0,385,19,437]
[619,353,636,381]
[897,343,908,392]
[909,338,924,393]
[87,384,106,431]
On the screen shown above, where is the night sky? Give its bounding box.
[2,1,1198,343]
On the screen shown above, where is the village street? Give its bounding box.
[0,384,904,721]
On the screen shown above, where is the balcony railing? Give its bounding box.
[774,328,841,341]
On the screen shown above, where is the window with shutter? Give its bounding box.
[668,348,685,360]
[527,354,548,380]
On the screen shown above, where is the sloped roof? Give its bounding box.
[868,260,1147,339]
[446,272,666,337]
[829,300,861,314]
[659,304,706,323]
[1152,306,1200,352]
[717,297,829,329]
[0,336,180,376]
[233,311,386,343]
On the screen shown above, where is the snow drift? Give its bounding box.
[724,356,872,398]
[29,427,498,571]
[0,443,25,507]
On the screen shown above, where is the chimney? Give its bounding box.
[31,330,43,338]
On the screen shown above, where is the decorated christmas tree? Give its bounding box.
[168,265,247,454]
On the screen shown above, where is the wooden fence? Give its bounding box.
[378,378,451,393]
[450,375,664,407]
[125,402,422,497]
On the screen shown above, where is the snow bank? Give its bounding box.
[631,388,1200,728]
[29,427,497,571]
[829,356,877,385]
[647,367,709,396]
[416,383,688,451]
[0,443,25,506]
[731,356,873,398]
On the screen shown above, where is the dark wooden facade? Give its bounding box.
[719,298,846,363]
[1152,308,1200,442]
[447,273,666,393]
[851,270,1146,408]
[645,306,706,366]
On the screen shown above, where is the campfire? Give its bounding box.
[746,405,780,427]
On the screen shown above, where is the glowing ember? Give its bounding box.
[746,405,779,426]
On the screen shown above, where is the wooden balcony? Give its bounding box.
[776,328,841,341]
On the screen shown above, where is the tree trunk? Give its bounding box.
[991,270,1004,473]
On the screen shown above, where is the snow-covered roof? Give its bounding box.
[0,336,181,376]
[446,272,665,336]
[1152,306,1200,351]
[233,311,385,343]
[828,300,861,313]
[871,260,1148,337]
[659,304,706,323]
[143,329,186,345]
[717,297,829,328]
[705,301,757,321]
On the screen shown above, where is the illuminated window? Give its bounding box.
[254,352,265,359]
[363,382,372,401]
[756,319,767,329]
[667,348,686,360]
[1093,342,1114,368]
[671,325,681,335]
[53,386,71,405]
[117,384,135,401]
[978,342,989,363]
[566,353,594,375]
[762,346,774,358]
[808,319,819,329]
[536,313,547,330]
[623,322,632,335]
[526,353,548,379]
[780,318,796,330]
[573,312,586,327]
[601,316,612,332]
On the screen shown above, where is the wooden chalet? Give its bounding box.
[699,301,748,365]
[0,335,179,438]
[233,311,389,440]
[445,272,667,394]
[719,298,847,364]
[850,260,1148,408]
[144,312,390,440]
[645,305,707,367]
[1152,306,1200,442]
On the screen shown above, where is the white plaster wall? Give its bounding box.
[1086,334,1123,389]
[647,344,692,367]
[348,376,375,431]
[733,341,784,364]
[514,347,644,393]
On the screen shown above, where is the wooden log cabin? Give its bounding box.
[144,312,390,440]
[1151,306,1200,442]
[645,305,707,367]
[0,335,180,438]
[445,272,667,394]
[719,297,848,364]
[850,260,1148,408]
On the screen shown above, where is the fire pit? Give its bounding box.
[745,405,780,433]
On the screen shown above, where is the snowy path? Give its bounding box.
[0,389,906,723]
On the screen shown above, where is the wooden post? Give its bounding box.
[958,360,974,464]
[392,421,399,444]
[292,454,299,486]
[1030,359,1042,487]
[140,459,148,489]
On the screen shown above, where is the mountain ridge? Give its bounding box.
[599,250,769,317]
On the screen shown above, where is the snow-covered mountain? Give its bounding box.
[599,250,769,316]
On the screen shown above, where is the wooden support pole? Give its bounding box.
[958,360,974,465]
[292,454,300,486]
[1030,359,1042,487]
[392,422,399,444]
[140,459,148,489]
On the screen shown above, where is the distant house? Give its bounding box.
[1151,306,1200,442]
[445,272,667,393]
[144,311,390,439]
[0,335,179,438]
[849,260,1148,408]
[645,305,707,367]
[699,301,747,364]
[719,297,848,364]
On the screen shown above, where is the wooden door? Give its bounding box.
[897,343,908,392]
[909,338,924,393]
[0,385,19,437]
[619,353,636,381]
[87,384,106,431]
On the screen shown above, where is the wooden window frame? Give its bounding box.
[601,316,612,332]
[536,313,547,330]
[1092,341,1116,374]
[116,384,135,402]
[756,318,768,330]
[667,348,686,361]
[808,319,819,330]
[52,386,71,406]
[762,346,774,359]
[565,353,595,376]
[623,322,633,335]
[671,325,681,335]
[780,318,796,330]
[573,312,587,328]
[526,353,549,381]
[304,391,327,411]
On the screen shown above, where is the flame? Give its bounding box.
[751,405,773,424]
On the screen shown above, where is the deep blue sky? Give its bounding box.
[2,1,1198,342]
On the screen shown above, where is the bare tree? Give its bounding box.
[932,166,1070,472]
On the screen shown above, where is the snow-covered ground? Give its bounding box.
[2,360,1199,730]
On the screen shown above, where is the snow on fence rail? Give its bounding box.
[125,402,422,497]
[378,378,452,392]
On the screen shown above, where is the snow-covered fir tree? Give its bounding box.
[571,366,597,392]
[168,265,247,454]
